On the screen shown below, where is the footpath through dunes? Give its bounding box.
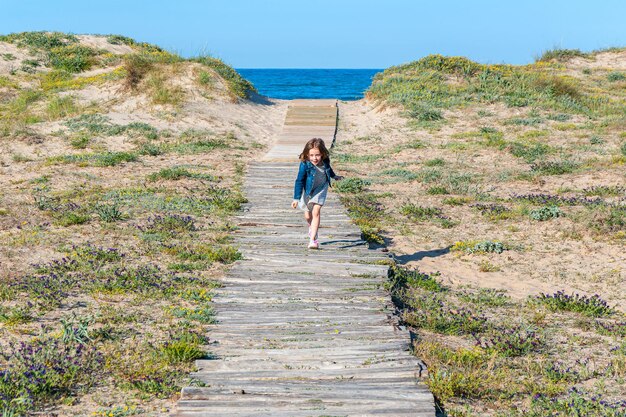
[174,100,435,417]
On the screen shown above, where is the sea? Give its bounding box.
[236,69,382,101]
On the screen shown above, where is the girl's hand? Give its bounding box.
[291,200,298,209]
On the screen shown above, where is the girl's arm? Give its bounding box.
[293,161,306,200]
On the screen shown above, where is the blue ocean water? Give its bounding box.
[236,69,382,101]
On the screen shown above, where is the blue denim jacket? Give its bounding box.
[293,158,337,200]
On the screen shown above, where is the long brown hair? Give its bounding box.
[299,138,329,162]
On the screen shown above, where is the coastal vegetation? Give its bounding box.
[335,47,626,416]
[0,31,260,415]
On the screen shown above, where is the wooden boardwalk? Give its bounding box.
[173,100,435,416]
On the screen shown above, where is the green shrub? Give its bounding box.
[139,214,197,236]
[388,266,447,293]
[589,135,604,145]
[169,304,216,323]
[49,45,96,72]
[192,56,256,99]
[48,151,138,167]
[452,240,508,254]
[339,193,384,244]
[508,141,551,162]
[91,265,182,295]
[533,291,615,317]
[589,206,626,233]
[607,71,626,82]
[0,306,33,326]
[475,325,543,357]
[147,167,215,182]
[530,160,577,175]
[426,186,449,195]
[55,211,90,226]
[536,48,587,62]
[530,205,563,221]
[404,293,487,335]
[0,31,77,50]
[0,336,102,415]
[443,196,472,206]
[517,390,626,417]
[69,133,90,149]
[160,341,205,364]
[94,203,124,222]
[458,288,510,307]
[380,169,418,180]
[424,158,445,167]
[334,177,371,193]
[406,103,443,121]
[400,204,442,221]
[46,95,79,120]
[138,143,163,156]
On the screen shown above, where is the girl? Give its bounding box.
[291,138,343,249]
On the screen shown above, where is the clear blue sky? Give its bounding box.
[2,0,625,68]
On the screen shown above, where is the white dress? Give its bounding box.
[298,164,328,212]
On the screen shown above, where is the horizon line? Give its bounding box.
[235,68,385,70]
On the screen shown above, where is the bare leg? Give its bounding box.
[310,204,322,241]
[304,210,312,227]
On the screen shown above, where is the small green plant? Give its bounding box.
[94,203,124,222]
[0,334,102,415]
[198,70,214,86]
[426,186,449,195]
[334,177,371,193]
[380,169,418,181]
[69,133,90,149]
[533,291,615,317]
[458,288,510,306]
[475,324,543,357]
[60,314,93,345]
[478,260,500,272]
[169,304,216,323]
[406,103,443,121]
[388,266,447,293]
[404,293,487,335]
[443,196,472,206]
[508,141,551,163]
[400,204,442,221]
[48,151,138,167]
[139,214,197,236]
[518,390,625,417]
[147,167,215,182]
[192,55,256,99]
[55,211,90,226]
[531,160,577,175]
[147,73,185,105]
[536,48,587,62]
[46,95,79,120]
[452,240,508,254]
[0,306,33,326]
[160,340,206,364]
[424,158,445,167]
[589,135,604,145]
[607,71,626,82]
[530,205,563,221]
